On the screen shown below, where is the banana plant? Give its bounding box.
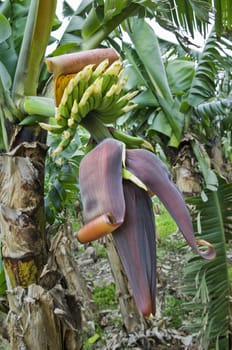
[41,52,216,318]
[0,0,231,348]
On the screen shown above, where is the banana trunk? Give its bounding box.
[0,142,47,289]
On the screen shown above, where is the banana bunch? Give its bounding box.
[39,59,139,155]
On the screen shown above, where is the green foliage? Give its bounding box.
[0,13,11,43]
[125,18,184,146]
[93,283,117,309]
[162,295,185,328]
[0,1,231,347]
[95,244,107,259]
[45,130,87,224]
[155,204,178,240]
[0,250,6,297]
[188,30,224,107]
[183,177,232,349]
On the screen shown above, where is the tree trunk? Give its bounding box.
[105,236,147,333]
[0,142,47,289]
[0,141,87,349]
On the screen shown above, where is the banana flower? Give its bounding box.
[76,138,216,317]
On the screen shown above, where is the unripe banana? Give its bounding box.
[101,93,134,117]
[78,78,88,102]
[67,64,95,102]
[101,74,118,96]
[104,59,123,76]
[97,79,125,115]
[97,91,116,113]
[68,117,78,129]
[71,99,78,115]
[58,103,70,119]
[91,77,103,110]
[99,103,138,124]
[72,84,79,102]
[60,87,69,106]
[110,129,154,151]
[52,128,76,155]
[55,109,68,127]
[90,59,109,82]
[39,122,66,134]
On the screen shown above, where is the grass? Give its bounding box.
[83,283,120,349]
[155,204,178,240]
[162,294,186,329]
[92,283,117,309]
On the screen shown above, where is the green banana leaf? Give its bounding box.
[183,177,232,349]
[126,18,184,146]
[157,0,231,37]
[166,59,195,95]
[127,17,173,103]
[195,98,232,119]
[188,29,222,107]
[191,141,218,192]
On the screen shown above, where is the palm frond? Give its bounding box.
[188,29,222,106]
[195,97,232,120]
[158,0,232,38]
[183,177,232,349]
[62,0,75,17]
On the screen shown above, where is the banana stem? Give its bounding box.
[80,114,112,143]
[81,3,139,51]
[12,0,39,99]
[12,0,57,100]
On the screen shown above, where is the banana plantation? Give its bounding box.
[0,0,231,349]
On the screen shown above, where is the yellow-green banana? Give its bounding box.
[39,122,66,134]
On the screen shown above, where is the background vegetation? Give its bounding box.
[0,0,231,349]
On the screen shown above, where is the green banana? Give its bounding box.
[104,59,123,76]
[77,64,95,100]
[55,108,68,127]
[77,78,89,103]
[78,84,93,118]
[90,59,109,82]
[68,117,78,129]
[99,103,138,124]
[110,129,154,151]
[52,128,76,156]
[101,74,118,96]
[67,91,74,111]
[70,100,81,123]
[91,77,103,110]
[45,57,142,155]
[96,77,127,115]
[39,122,66,134]
[58,103,70,119]
[72,84,79,102]
[19,114,49,126]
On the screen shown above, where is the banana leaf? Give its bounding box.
[126,18,184,146]
[188,29,222,107]
[183,176,232,349]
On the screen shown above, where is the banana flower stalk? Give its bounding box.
[76,138,216,317]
